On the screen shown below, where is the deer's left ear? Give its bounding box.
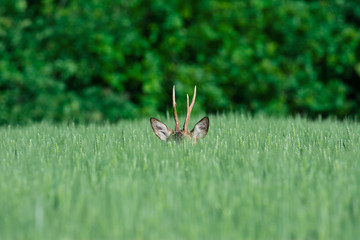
[191,117,209,141]
[150,118,173,141]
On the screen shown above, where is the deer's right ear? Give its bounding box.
[191,116,209,141]
[150,118,173,141]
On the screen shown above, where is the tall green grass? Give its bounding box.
[0,114,359,240]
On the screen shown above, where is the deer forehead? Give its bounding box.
[171,130,191,141]
[173,130,191,135]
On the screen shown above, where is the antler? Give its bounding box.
[183,86,196,132]
[173,86,180,131]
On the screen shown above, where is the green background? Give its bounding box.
[1,0,360,124]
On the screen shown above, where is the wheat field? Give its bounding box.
[0,113,359,240]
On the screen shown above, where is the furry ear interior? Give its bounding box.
[150,118,173,141]
[191,116,209,141]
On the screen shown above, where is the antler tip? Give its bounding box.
[173,85,180,131]
[173,86,176,105]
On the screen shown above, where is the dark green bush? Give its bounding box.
[0,0,360,124]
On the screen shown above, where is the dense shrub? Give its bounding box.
[0,0,360,124]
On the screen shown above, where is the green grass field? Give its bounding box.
[0,113,359,240]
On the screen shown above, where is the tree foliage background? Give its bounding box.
[1,0,360,124]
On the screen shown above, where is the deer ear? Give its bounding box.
[150,118,173,141]
[191,117,209,141]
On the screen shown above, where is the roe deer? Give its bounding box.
[150,86,209,142]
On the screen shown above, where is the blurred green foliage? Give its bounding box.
[1,0,360,124]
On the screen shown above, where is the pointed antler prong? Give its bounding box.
[173,85,180,131]
[186,94,189,108]
[190,85,196,109]
[183,86,197,132]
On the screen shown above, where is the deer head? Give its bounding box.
[150,86,209,142]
